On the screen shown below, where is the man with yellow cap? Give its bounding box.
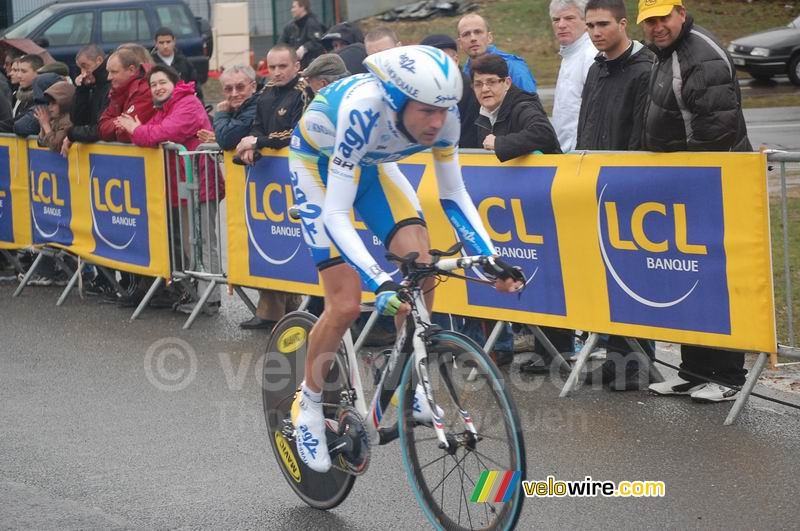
[640,0,752,402]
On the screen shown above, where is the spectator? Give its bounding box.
[641,0,750,401]
[66,44,111,149]
[321,22,367,74]
[151,27,203,101]
[420,33,481,149]
[577,0,653,151]
[550,0,597,152]
[458,13,537,93]
[116,64,225,315]
[201,64,259,150]
[12,54,43,120]
[98,48,156,143]
[14,73,61,137]
[35,81,75,152]
[364,26,402,56]
[576,0,656,391]
[235,44,311,330]
[301,53,349,94]
[0,88,10,131]
[279,0,327,70]
[37,62,71,80]
[472,54,560,161]
[118,43,154,66]
[1,49,22,102]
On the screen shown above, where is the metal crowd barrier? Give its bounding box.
[766,150,800,363]
[131,142,227,329]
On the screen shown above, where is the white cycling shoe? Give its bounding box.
[411,383,444,425]
[291,386,331,473]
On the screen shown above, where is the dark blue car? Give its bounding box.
[728,15,800,85]
[1,0,212,83]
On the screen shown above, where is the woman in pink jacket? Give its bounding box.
[116,64,224,315]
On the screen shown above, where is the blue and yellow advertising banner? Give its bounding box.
[16,140,170,278]
[67,142,170,278]
[0,136,31,249]
[226,149,775,353]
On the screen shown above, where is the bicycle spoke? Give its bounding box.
[418,452,450,471]
[470,448,513,472]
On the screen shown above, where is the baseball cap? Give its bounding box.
[637,0,683,24]
[301,53,349,78]
[419,34,458,52]
[37,61,70,77]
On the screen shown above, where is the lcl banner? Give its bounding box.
[0,136,31,249]
[226,149,775,353]
[21,140,170,278]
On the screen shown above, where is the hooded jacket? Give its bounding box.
[38,81,75,151]
[13,73,62,137]
[642,15,751,152]
[279,11,327,70]
[576,40,654,151]
[475,84,561,161]
[98,64,157,143]
[68,60,111,143]
[131,81,224,206]
[463,45,537,94]
[152,48,203,101]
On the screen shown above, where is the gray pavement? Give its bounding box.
[1,283,799,529]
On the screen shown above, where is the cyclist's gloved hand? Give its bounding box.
[375,281,403,316]
[482,257,525,284]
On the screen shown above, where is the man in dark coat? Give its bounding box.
[640,0,750,402]
[210,64,259,150]
[234,44,312,330]
[152,26,203,101]
[279,0,327,70]
[472,54,560,161]
[577,0,654,151]
[66,44,111,147]
[320,22,367,75]
[576,0,656,391]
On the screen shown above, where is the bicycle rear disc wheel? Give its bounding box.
[262,311,355,509]
[399,331,526,530]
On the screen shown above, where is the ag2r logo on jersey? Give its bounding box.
[246,156,317,283]
[29,149,73,246]
[0,146,12,243]
[89,154,150,266]
[462,166,566,316]
[597,166,730,334]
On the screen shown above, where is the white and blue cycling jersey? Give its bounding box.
[288,73,494,292]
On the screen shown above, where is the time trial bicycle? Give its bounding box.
[262,243,526,530]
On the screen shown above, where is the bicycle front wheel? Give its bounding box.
[399,331,526,530]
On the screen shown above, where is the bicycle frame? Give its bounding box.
[337,255,490,451]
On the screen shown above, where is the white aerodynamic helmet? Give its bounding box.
[363,45,463,112]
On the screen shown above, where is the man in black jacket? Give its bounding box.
[279,0,327,70]
[576,0,656,391]
[65,44,110,149]
[152,27,203,101]
[472,54,560,161]
[234,44,312,330]
[640,0,750,402]
[577,0,653,151]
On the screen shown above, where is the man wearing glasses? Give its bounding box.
[198,64,259,149]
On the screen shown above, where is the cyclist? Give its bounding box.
[288,45,523,472]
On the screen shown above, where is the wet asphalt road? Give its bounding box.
[1,284,799,530]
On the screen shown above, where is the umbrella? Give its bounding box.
[0,38,55,63]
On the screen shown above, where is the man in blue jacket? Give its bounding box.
[206,64,259,150]
[457,13,537,93]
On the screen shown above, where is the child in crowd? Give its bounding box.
[35,81,75,152]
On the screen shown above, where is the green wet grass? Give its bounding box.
[771,192,800,347]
